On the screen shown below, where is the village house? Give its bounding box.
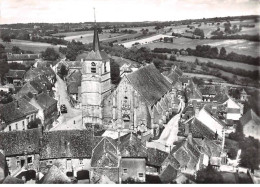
[117,132,147,183]
[0,84,14,93]
[7,54,40,64]
[240,109,260,140]
[0,98,38,132]
[16,80,47,99]
[200,85,217,102]
[66,70,82,108]
[27,93,58,130]
[39,165,71,184]
[90,137,120,184]
[24,67,56,84]
[195,104,226,138]
[5,69,26,87]
[240,89,249,102]
[39,128,93,181]
[0,128,42,180]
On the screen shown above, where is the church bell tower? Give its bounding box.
[81,9,111,124]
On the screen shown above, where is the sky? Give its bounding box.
[0,0,259,24]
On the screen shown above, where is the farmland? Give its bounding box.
[177,56,259,72]
[140,38,260,57]
[1,39,65,53]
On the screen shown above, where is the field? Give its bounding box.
[177,56,258,72]
[140,38,260,57]
[1,39,65,53]
[171,19,260,38]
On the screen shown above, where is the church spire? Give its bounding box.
[93,8,100,52]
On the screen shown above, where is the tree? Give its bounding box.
[219,47,227,59]
[194,28,205,39]
[2,35,11,42]
[0,44,9,84]
[41,47,60,61]
[27,118,41,129]
[196,164,223,183]
[59,64,68,79]
[12,46,22,54]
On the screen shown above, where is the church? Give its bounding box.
[81,23,182,137]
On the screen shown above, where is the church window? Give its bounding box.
[91,62,96,73]
[122,114,130,122]
[104,61,107,73]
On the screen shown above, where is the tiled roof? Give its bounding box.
[200,85,216,95]
[240,109,260,126]
[0,98,38,124]
[67,82,80,94]
[24,67,55,81]
[7,54,40,61]
[213,93,229,103]
[67,70,82,83]
[203,104,226,127]
[35,93,57,110]
[41,165,71,184]
[0,128,41,156]
[126,64,172,106]
[0,151,7,174]
[159,164,177,183]
[117,132,147,158]
[91,137,119,168]
[5,69,26,79]
[40,129,93,159]
[33,75,52,90]
[189,118,216,140]
[147,148,169,167]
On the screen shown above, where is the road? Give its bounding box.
[51,73,82,130]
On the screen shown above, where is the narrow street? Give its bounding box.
[51,72,82,130]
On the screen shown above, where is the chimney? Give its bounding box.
[0,149,5,156]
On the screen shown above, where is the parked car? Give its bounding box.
[60,104,67,113]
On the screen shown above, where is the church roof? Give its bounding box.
[93,24,100,52]
[85,50,109,61]
[126,64,172,106]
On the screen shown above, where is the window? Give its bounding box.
[123,169,127,174]
[16,124,18,130]
[104,62,107,73]
[91,62,96,73]
[6,159,10,167]
[79,159,83,165]
[22,123,25,131]
[27,157,32,164]
[9,126,11,131]
[17,161,20,168]
[138,173,144,178]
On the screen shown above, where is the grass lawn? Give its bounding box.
[1,39,64,53]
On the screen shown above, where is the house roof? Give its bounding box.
[200,85,216,95]
[189,118,216,140]
[67,70,82,83]
[24,67,55,81]
[126,64,172,106]
[67,61,83,69]
[2,176,24,184]
[240,109,260,126]
[214,93,229,103]
[40,129,93,159]
[7,54,40,61]
[203,104,226,127]
[0,151,7,174]
[41,165,71,184]
[0,98,38,124]
[227,108,240,114]
[147,148,169,167]
[67,82,80,94]
[5,69,26,79]
[159,164,177,183]
[117,132,147,158]
[35,92,57,110]
[91,137,119,168]
[0,128,41,156]
[33,75,52,90]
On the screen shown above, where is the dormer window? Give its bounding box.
[91,62,96,73]
[104,61,107,73]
